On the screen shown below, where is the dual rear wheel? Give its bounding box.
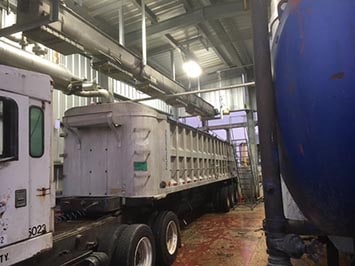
[151,211,180,266]
[99,224,155,266]
[213,182,238,213]
[99,211,180,266]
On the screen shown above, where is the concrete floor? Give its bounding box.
[173,203,342,266]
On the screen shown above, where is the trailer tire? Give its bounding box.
[228,184,236,208]
[152,211,180,266]
[113,224,155,266]
[98,224,128,265]
[219,185,231,213]
[232,182,239,206]
[212,188,221,211]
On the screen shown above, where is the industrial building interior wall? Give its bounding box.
[0,3,254,172]
[202,76,246,112]
[177,77,254,118]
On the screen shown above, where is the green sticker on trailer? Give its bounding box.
[134,161,147,171]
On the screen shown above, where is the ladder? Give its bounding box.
[232,138,257,202]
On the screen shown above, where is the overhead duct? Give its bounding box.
[8,0,217,117]
[0,40,114,103]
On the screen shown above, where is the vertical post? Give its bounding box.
[251,0,289,265]
[118,0,125,46]
[170,50,179,119]
[170,50,176,80]
[141,0,147,66]
[197,77,201,97]
[217,71,222,113]
[0,8,2,28]
[226,129,232,144]
[243,73,258,200]
[246,108,258,199]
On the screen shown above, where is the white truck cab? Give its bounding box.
[0,65,53,266]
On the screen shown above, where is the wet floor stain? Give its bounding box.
[174,203,348,266]
[174,204,266,266]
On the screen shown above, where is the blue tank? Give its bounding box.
[273,0,355,237]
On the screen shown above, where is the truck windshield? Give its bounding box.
[0,97,18,162]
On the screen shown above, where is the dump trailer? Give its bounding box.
[0,65,238,266]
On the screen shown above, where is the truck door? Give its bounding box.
[0,91,52,246]
[28,97,52,239]
[0,91,30,249]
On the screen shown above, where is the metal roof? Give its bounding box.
[71,0,253,87]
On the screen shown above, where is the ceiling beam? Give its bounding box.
[179,0,238,67]
[129,0,200,77]
[64,0,119,39]
[89,1,122,17]
[207,20,244,67]
[148,27,252,56]
[148,35,202,55]
[125,1,246,45]
[208,0,252,69]
[130,0,159,22]
[223,17,253,64]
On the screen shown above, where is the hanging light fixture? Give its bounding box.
[182,60,202,78]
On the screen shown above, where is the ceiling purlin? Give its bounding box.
[204,0,249,72]
[210,0,252,67]
[180,0,234,67]
[130,0,159,22]
[124,2,245,45]
[148,35,203,56]
[224,17,253,65]
[64,0,119,40]
[208,20,244,67]
[148,28,253,57]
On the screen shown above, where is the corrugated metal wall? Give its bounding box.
[202,76,254,112]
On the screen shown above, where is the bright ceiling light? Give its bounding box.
[183,60,202,78]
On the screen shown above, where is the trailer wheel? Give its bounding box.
[212,188,221,211]
[219,185,231,213]
[232,182,239,206]
[98,224,128,265]
[228,184,236,208]
[152,211,180,266]
[113,224,155,266]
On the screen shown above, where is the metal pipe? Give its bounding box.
[132,81,255,102]
[118,0,125,46]
[141,0,147,66]
[0,40,77,89]
[251,0,289,264]
[30,2,215,116]
[0,40,113,103]
[72,83,114,103]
